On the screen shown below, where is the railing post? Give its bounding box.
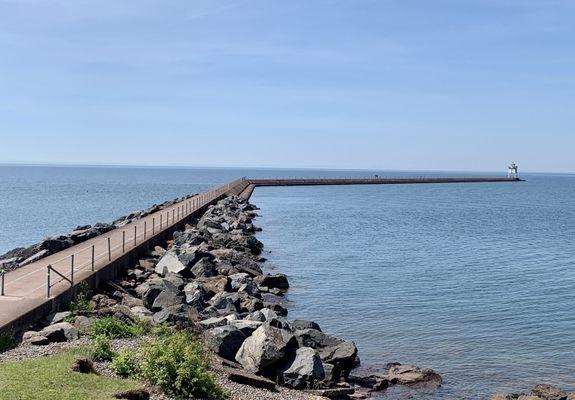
[70,254,74,285]
[122,231,126,253]
[47,265,51,298]
[144,221,147,240]
[134,225,137,246]
[153,217,155,235]
[1,271,4,296]
[91,245,95,271]
[160,214,163,229]
[108,237,111,261]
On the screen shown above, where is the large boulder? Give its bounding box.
[206,325,247,361]
[154,252,186,276]
[387,364,443,385]
[190,258,217,278]
[295,328,357,378]
[198,276,230,296]
[183,281,207,309]
[531,385,568,400]
[39,322,79,342]
[69,227,100,244]
[293,320,322,332]
[142,279,179,309]
[279,347,325,389]
[39,236,73,253]
[235,323,295,373]
[150,289,183,312]
[255,274,289,290]
[153,304,199,325]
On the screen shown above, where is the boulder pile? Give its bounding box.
[19,195,442,398]
[101,195,439,396]
[491,384,575,400]
[0,194,196,271]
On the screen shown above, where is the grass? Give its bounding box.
[89,317,150,339]
[0,350,142,400]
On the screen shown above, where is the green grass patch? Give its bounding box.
[89,317,150,339]
[0,350,142,400]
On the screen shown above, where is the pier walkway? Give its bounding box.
[0,176,520,334]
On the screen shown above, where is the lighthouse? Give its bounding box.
[508,162,519,179]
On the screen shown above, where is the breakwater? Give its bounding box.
[0,176,520,335]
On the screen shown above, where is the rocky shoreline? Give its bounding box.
[3,194,572,399]
[0,194,196,272]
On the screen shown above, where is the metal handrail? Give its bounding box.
[1,178,249,298]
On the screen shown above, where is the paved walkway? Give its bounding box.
[0,179,248,331]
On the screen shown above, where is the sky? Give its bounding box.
[0,0,574,173]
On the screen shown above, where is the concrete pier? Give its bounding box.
[0,175,520,334]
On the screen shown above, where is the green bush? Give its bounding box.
[89,317,149,339]
[70,283,94,313]
[0,333,13,352]
[89,335,116,361]
[140,331,226,399]
[151,323,172,338]
[111,349,140,378]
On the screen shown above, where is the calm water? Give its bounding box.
[252,173,575,399]
[1,166,574,399]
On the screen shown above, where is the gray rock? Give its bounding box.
[255,273,289,290]
[387,364,443,385]
[153,304,199,325]
[190,257,217,278]
[293,320,322,332]
[531,384,567,400]
[19,250,50,266]
[44,311,71,325]
[74,315,94,330]
[39,322,79,342]
[154,252,186,276]
[206,325,247,361]
[151,290,184,312]
[229,319,263,336]
[295,328,357,378]
[235,323,295,373]
[142,279,178,309]
[183,281,207,309]
[22,331,50,346]
[279,347,325,389]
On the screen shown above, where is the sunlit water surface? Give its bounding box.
[1,166,574,399]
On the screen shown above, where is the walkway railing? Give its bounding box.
[1,178,249,299]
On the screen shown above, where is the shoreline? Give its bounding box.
[0,185,571,399]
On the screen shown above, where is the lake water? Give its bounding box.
[1,165,574,399]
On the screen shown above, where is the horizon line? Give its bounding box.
[0,161,570,175]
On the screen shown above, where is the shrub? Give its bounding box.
[151,323,172,338]
[140,331,226,399]
[89,335,115,362]
[89,317,149,339]
[70,282,93,313]
[0,333,13,352]
[111,349,140,377]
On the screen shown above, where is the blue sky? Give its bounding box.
[0,0,574,172]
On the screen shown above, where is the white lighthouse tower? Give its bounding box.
[508,162,519,179]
